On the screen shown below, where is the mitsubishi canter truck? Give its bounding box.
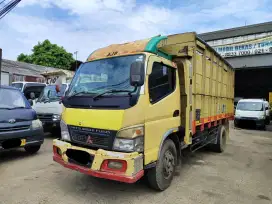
[53,33,235,191]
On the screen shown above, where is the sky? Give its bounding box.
[0,0,271,61]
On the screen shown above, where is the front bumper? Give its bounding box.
[53,139,144,183]
[42,121,60,129]
[235,117,265,126]
[0,127,44,149]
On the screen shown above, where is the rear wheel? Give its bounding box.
[147,139,177,191]
[24,145,41,154]
[210,125,227,153]
[260,124,266,131]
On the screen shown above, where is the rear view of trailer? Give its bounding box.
[157,33,235,145]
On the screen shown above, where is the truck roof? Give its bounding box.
[239,99,265,102]
[12,81,46,85]
[87,32,233,69]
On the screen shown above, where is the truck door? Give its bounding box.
[144,55,181,165]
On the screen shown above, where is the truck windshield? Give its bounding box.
[11,83,24,91]
[236,102,263,111]
[0,88,28,109]
[38,84,67,102]
[66,55,144,97]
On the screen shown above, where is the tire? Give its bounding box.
[24,145,41,154]
[210,125,227,153]
[51,127,61,137]
[265,117,270,125]
[147,139,177,191]
[234,120,239,128]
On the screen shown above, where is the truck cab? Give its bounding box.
[11,82,46,105]
[32,70,73,135]
[33,83,69,134]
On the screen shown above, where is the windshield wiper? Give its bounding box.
[67,91,95,100]
[93,89,133,101]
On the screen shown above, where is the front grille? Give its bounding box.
[0,125,30,132]
[37,114,53,122]
[241,117,257,120]
[66,149,94,168]
[69,125,116,150]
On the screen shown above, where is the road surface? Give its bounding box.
[1,123,272,204]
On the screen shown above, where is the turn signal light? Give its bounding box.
[101,159,127,173]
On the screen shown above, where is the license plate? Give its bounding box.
[20,139,26,146]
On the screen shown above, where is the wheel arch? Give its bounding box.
[157,127,184,165]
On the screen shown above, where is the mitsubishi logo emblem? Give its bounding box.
[8,119,16,124]
[86,136,93,144]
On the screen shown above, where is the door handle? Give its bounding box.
[173,110,180,117]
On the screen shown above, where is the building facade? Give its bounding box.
[199,21,272,102]
[0,59,73,86]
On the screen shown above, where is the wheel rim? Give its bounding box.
[163,150,175,179]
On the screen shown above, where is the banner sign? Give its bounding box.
[213,36,272,58]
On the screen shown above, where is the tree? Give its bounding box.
[17,40,75,70]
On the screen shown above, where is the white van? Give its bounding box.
[234,99,268,129]
[33,83,69,134]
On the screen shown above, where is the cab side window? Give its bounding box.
[148,62,176,104]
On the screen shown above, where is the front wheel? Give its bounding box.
[147,139,177,191]
[24,145,41,154]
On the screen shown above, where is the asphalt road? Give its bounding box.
[1,122,272,204]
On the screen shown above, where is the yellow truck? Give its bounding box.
[53,32,234,191]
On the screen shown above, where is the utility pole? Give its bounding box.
[0,48,2,85]
[74,51,78,71]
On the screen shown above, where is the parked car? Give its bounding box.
[0,85,44,153]
[11,82,46,105]
[234,99,268,130]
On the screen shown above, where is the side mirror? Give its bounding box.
[130,61,145,87]
[55,85,60,93]
[28,99,33,106]
[265,107,269,110]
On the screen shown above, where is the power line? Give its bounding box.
[0,0,7,5]
[0,0,20,15]
[0,0,21,20]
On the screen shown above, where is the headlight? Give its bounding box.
[113,125,144,152]
[52,114,61,121]
[258,115,265,119]
[60,120,71,141]
[31,119,42,129]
